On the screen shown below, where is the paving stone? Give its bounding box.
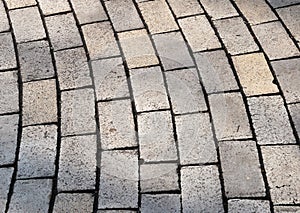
[178,15,221,52]
[271,58,300,103]
[201,0,238,20]
[38,0,70,15]
[261,145,300,204]
[152,31,194,71]
[130,66,169,112]
[141,194,181,213]
[181,165,223,212]
[248,96,295,145]
[0,114,18,165]
[214,17,259,55]
[138,0,178,34]
[267,0,300,8]
[228,199,271,213]
[82,22,120,60]
[0,1,9,32]
[140,163,179,192]
[252,21,300,60]
[138,111,177,162]
[175,113,217,165]
[58,135,96,191]
[232,53,278,96]
[209,92,252,141]
[288,103,300,137]
[195,50,238,93]
[9,7,45,43]
[0,168,13,210]
[53,193,94,213]
[9,179,52,212]
[71,0,107,24]
[234,0,277,25]
[274,206,300,212]
[5,0,36,9]
[98,211,136,213]
[98,99,136,150]
[105,0,143,32]
[18,40,55,82]
[61,88,95,136]
[17,125,57,178]
[99,150,138,209]
[167,0,203,18]
[0,33,17,70]
[92,57,129,100]
[55,47,92,90]
[118,29,159,69]
[0,71,19,114]
[22,79,57,126]
[165,68,207,114]
[219,140,265,197]
[45,13,82,51]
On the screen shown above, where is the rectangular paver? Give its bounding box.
[0,168,13,210]
[0,1,9,32]
[38,0,71,15]
[5,0,36,9]
[288,103,300,138]
[141,194,180,213]
[201,0,238,20]
[0,33,17,70]
[274,206,300,213]
[228,199,271,212]
[0,71,19,114]
[267,0,300,8]
[167,0,203,18]
[54,193,94,212]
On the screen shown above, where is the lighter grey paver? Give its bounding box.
[18,40,55,82]
[288,103,300,137]
[261,145,300,204]
[181,166,224,212]
[267,0,300,8]
[98,211,136,213]
[0,168,13,210]
[201,0,238,20]
[58,135,96,191]
[167,0,203,18]
[38,0,71,15]
[0,33,17,70]
[141,194,181,213]
[166,68,207,114]
[228,199,271,213]
[5,0,36,9]
[252,21,299,60]
[214,17,259,55]
[138,111,177,162]
[248,96,295,145]
[0,1,9,32]
[0,71,19,114]
[274,206,300,213]
[53,193,94,213]
[99,150,138,209]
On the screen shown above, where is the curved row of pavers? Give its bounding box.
[0,0,299,212]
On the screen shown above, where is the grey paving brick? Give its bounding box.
[209,93,252,141]
[0,71,19,114]
[17,125,57,178]
[22,79,57,126]
[141,194,181,213]
[82,22,119,60]
[53,193,94,213]
[0,33,17,70]
[98,211,136,213]
[71,0,107,24]
[38,0,70,15]
[138,0,178,34]
[5,0,36,9]
[140,163,179,192]
[18,40,55,82]
[232,53,278,96]
[248,96,295,145]
[9,7,45,43]
[9,179,52,212]
[99,150,138,209]
[55,47,92,90]
[288,103,300,137]
[58,135,96,191]
[105,0,143,32]
[0,1,9,32]
[92,57,129,101]
[175,113,217,165]
[118,29,159,69]
[0,114,18,165]
[274,206,300,213]
[178,15,221,52]
[98,99,136,150]
[45,13,82,51]
[252,21,299,60]
[261,145,300,204]
[166,68,206,114]
[271,58,300,103]
[201,0,238,20]
[181,165,223,212]
[0,168,13,210]
[153,31,194,71]
[228,199,271,213]
[130,66,169,112]
[61,88,95,136]
[267,0,300,8]
[195,50,238,93]
[219,140,265,197]
[167,0,203,18]
[138,111,177,162]
[214,17,259,55]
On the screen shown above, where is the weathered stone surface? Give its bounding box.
[98,210,136,213]
[274,206,300,213]
[5,0,36,9]
[53,193,94,212]
[38,0,70,15]
[228,199,271,213]
[168,0,203,18]
[0,33,17,70]
[288,103,300,137]
[0,168,13,210]
[141,194,181,213]
[201,0,238,20]
[267,0,300,8]
[0,71,19,114]
[0,1,9,32]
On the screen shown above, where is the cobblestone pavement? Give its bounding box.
[0,0,299,212]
